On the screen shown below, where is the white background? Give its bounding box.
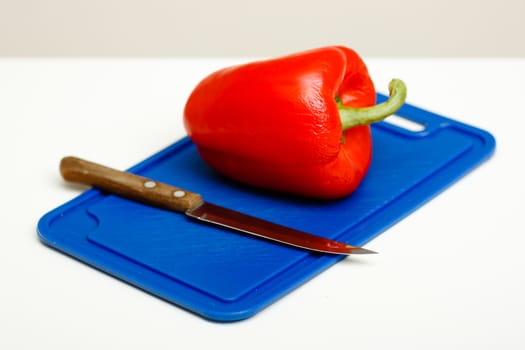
[1,0,524,57]
[1,57,524,349]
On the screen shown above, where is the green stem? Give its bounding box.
[338,79,407,131]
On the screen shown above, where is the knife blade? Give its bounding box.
[59,156,376,255]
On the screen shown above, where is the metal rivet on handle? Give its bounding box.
[173,190,186,198]
[144,181,156,189]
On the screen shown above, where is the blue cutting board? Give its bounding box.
[37,95,495,321]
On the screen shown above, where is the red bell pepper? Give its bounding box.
[183,46,406,199]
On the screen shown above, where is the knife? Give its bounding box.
[59,156,376,255]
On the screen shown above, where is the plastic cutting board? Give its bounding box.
[38,94,495,321]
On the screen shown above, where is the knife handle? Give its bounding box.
[60,156,204,212]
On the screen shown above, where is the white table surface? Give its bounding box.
[1,57,524,349]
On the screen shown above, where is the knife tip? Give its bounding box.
[347,246,378,254]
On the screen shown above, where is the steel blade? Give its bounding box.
[186,202,376,255]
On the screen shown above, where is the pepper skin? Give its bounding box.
[183,46,406,199]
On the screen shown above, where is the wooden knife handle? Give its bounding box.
[60,156,204,212]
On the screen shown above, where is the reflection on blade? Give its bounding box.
[186,202,376,255]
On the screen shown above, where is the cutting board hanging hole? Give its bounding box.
[383,115,426,132]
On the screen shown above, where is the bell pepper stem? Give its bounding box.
[338,79,407,131]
